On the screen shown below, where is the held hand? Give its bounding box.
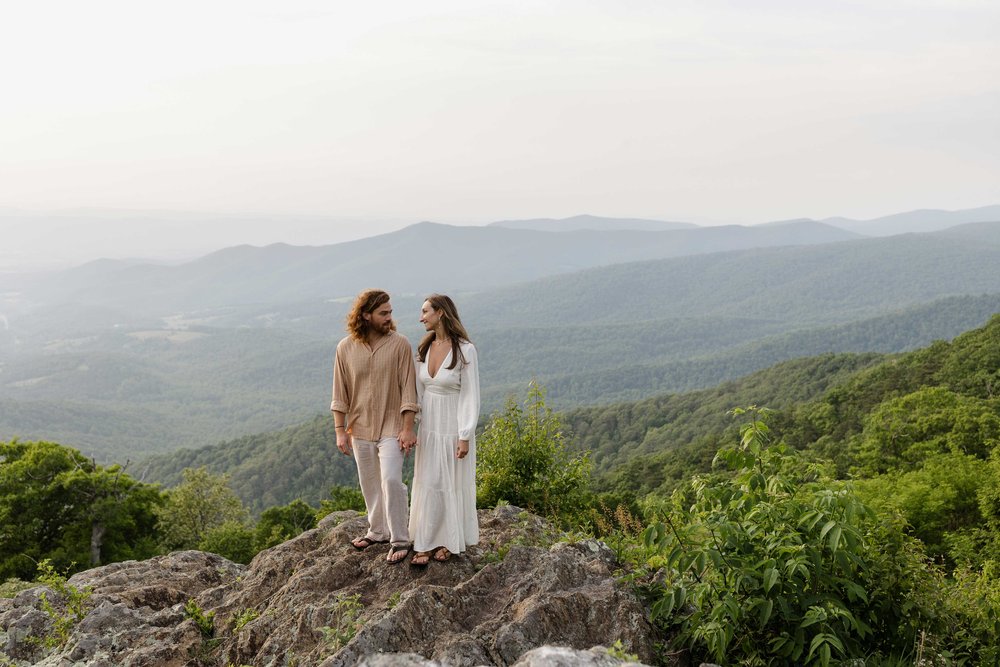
[336,431,353,455]
[456,439,469,459]
[398,428,417,453]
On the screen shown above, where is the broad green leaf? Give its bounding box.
[764,567,779,593]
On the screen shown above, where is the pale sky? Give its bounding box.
[1,0,998,268]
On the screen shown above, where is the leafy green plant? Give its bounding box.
[0,578,32,598]
[318,593,364,651]
[606,638,639,662]
[477,381,592,525]
[232,607,260,632]
[30,559,93,648]
[184,598,216,638]
[642,407,946,665]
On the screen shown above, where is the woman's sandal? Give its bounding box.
[410,552,431,567]
[433,547,452,562]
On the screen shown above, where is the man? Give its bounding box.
[331,289,418,564]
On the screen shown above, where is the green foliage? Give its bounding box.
[316,485,366,520]
[0,439,162,580]
[231,607,260,632]
[318,593,363,652]
[198,521,256,564]
[855,453,985,562]
[184,598,216,638]
[0,578,32,599]
[477,382,593,524]
[606,639,639,662]
[565,352,882,495]
[143,415,360,514]
[254,499,317,551]
[31,559,93,649]
[156,467,248,551]
[853,387,1000,475]
[642,408,954,665]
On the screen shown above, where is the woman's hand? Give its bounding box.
[456,439,469,459]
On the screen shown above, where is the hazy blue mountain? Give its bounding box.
[3,220,999,462]
[489,214,698,232]
[821,204,1000,236]
[480,293,1000,408]
[462,222,1000,328]
[19,220,860,316]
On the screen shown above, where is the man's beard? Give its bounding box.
[374,320,394,334]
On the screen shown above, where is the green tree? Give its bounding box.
[156,467,248,550]
[0,440,162,580]
[254,498,317,551]
[855,453,984,562]
[477,381,592,524]
[199,521,256,564]
[853,386,1000,475]
[316,485,366,520]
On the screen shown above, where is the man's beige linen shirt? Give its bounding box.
[331,331,419,441]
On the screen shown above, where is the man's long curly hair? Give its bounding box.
[346,289,395,342]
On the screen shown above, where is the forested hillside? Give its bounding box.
[3,222,999,461]
[462,223,1000,327]
[492,293,1000,407]
[141,312,1000,515]
[138,416,356,513]
[599,313,1000,512]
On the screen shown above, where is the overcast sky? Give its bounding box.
[1,0,998,268]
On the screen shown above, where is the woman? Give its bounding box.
[408,294,480,566]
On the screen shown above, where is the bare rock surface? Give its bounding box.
[0,506,658,666]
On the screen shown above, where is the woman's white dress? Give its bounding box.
[409,340,480,554]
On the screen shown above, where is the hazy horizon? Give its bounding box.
[2,1,998,269]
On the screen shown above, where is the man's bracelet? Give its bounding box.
[335,425,345,430]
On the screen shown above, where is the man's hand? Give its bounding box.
[456,439,469,460]
[398,428,417,453]
[337,430,353,455]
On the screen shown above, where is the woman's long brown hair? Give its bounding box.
[417,294,471,371]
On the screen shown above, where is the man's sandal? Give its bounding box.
[351,536,388,551]
[433,547,452,562]
[386,545,411,564]
[410,552,431,567]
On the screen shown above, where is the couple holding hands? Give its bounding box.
[331,289,480,567]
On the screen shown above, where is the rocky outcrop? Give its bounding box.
[0,506,660,666]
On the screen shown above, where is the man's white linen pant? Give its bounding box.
[352,436,410,546]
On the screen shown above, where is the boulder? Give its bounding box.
[0,506,660,666]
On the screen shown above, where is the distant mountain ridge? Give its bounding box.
[3,215,1000,461]
[22,219,860,314]
[488,214,698,232]
[820,204,1000,237]
[463,222,1000,328]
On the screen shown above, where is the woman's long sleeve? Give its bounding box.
[457,343,480,441]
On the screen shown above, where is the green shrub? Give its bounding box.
[642,407,961,665]
[477,381,592,525]
[198,521,256,564]
[316,486,366,520]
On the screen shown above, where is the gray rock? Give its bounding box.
[0,508,661,666]
[512,645,650,666]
